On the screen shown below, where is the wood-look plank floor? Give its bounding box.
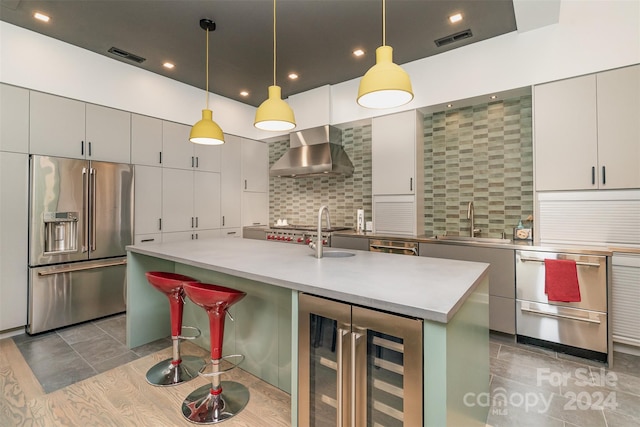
[1,338,291,426]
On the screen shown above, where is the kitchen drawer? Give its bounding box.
[516,300,607,354]
[331,235,369,251]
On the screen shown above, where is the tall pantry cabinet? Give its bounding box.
[0,83,29,331]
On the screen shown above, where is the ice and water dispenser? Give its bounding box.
[43,212,78,254]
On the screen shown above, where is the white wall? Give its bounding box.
[329,0,640,127]
[0,22,258,139]
[2,0,639,140]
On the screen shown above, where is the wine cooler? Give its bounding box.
[299,293,423,426]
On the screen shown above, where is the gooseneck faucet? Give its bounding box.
[312,205,331,258]
[467,201,481,237]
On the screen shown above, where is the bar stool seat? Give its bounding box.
[181,282,249,424]
[144,271,206,386]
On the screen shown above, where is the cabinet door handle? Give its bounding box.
[158,218,162,231]
[81,141,85,156]
[591,166,595,185]
[88,142,92,157]
[191,156,195,168]
[227,231,236,235]
[196,156,199,168]
[410,177,413,191]
[336,327,349,427]
[195,216,199,228]
[244,179,247,190]
[351,331,364,427]
[222,215,225,226]
[159,151,162,164]
[602,166,606,185]
[140,238,155,243]
[191,217,194,228]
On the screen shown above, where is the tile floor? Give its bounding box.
[12,313,170,393]
[12,317,640,426]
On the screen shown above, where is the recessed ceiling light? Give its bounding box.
[353,49,365,57]
[490,95,497,100]
[288,73,298,80]
[240,91,249,97]
[447,104,453,108]
[34,12,50,22]
[163,62,175,69]
[449,13,462,24]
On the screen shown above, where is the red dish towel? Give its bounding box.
[544,259,581,302]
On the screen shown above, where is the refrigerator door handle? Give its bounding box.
[90,167,97,251]
[336,326,349,427]
[37,258,127,276]
[82,167,89,252]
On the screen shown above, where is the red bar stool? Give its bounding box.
[181,282,248,424]
[144,271,206,386]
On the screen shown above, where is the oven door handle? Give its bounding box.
[519,257,601,268]
[521,304,601,324]
[369,244,418,255]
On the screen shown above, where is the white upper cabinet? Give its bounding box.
[30,91,86,159]
[221,135,242,229]
[372,110,424,195]
[242,191,269,226]
[131,114,162,166]
[241,138,269,193]
[162,121,193,170]
[0,84,29,153]
[85,103,131,163]
[162,121,220,172]
[535,65,640,191]
[596,65,640,189]
[29,91,131,162]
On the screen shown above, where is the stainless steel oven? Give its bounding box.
[515,249,611,364]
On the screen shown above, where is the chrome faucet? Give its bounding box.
[311,205,331,258]
[467,201,481,237]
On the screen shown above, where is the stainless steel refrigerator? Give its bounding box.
[28,155,134,334]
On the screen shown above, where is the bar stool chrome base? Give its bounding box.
[181,381,249,424]
[145,355,205,386]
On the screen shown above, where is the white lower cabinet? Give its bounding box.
[134,165,162,235]
[612,254,640,348]
[162,168,221,237]
[134,233,162,245]
[0,152,29,331]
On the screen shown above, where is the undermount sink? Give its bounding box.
[434,235,512,244]
[319,250,356,258]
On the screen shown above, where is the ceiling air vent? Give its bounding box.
[434,29,473,47]
[107,47,146,63]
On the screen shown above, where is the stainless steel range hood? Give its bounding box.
[270,125,354,178]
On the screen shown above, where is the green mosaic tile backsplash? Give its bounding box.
[423,96,533,237]
[268,95,533,234]
[269,125,373,228]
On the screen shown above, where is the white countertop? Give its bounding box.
[126,238,489,323]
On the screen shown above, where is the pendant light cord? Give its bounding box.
[382,0,386,46]
[273,0,277,86]
[205,28,210,109]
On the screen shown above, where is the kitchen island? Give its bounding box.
[126,238,490,426]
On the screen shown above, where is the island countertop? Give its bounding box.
[126,238,489,323]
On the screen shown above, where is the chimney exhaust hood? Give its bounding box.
[270,125,354,178]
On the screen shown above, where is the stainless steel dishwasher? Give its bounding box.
[369,239,418,256]
[515,249,611,364]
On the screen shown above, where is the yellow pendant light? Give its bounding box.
[254,0,296,131]
[190,19,225,145]
[357,0,414,109]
